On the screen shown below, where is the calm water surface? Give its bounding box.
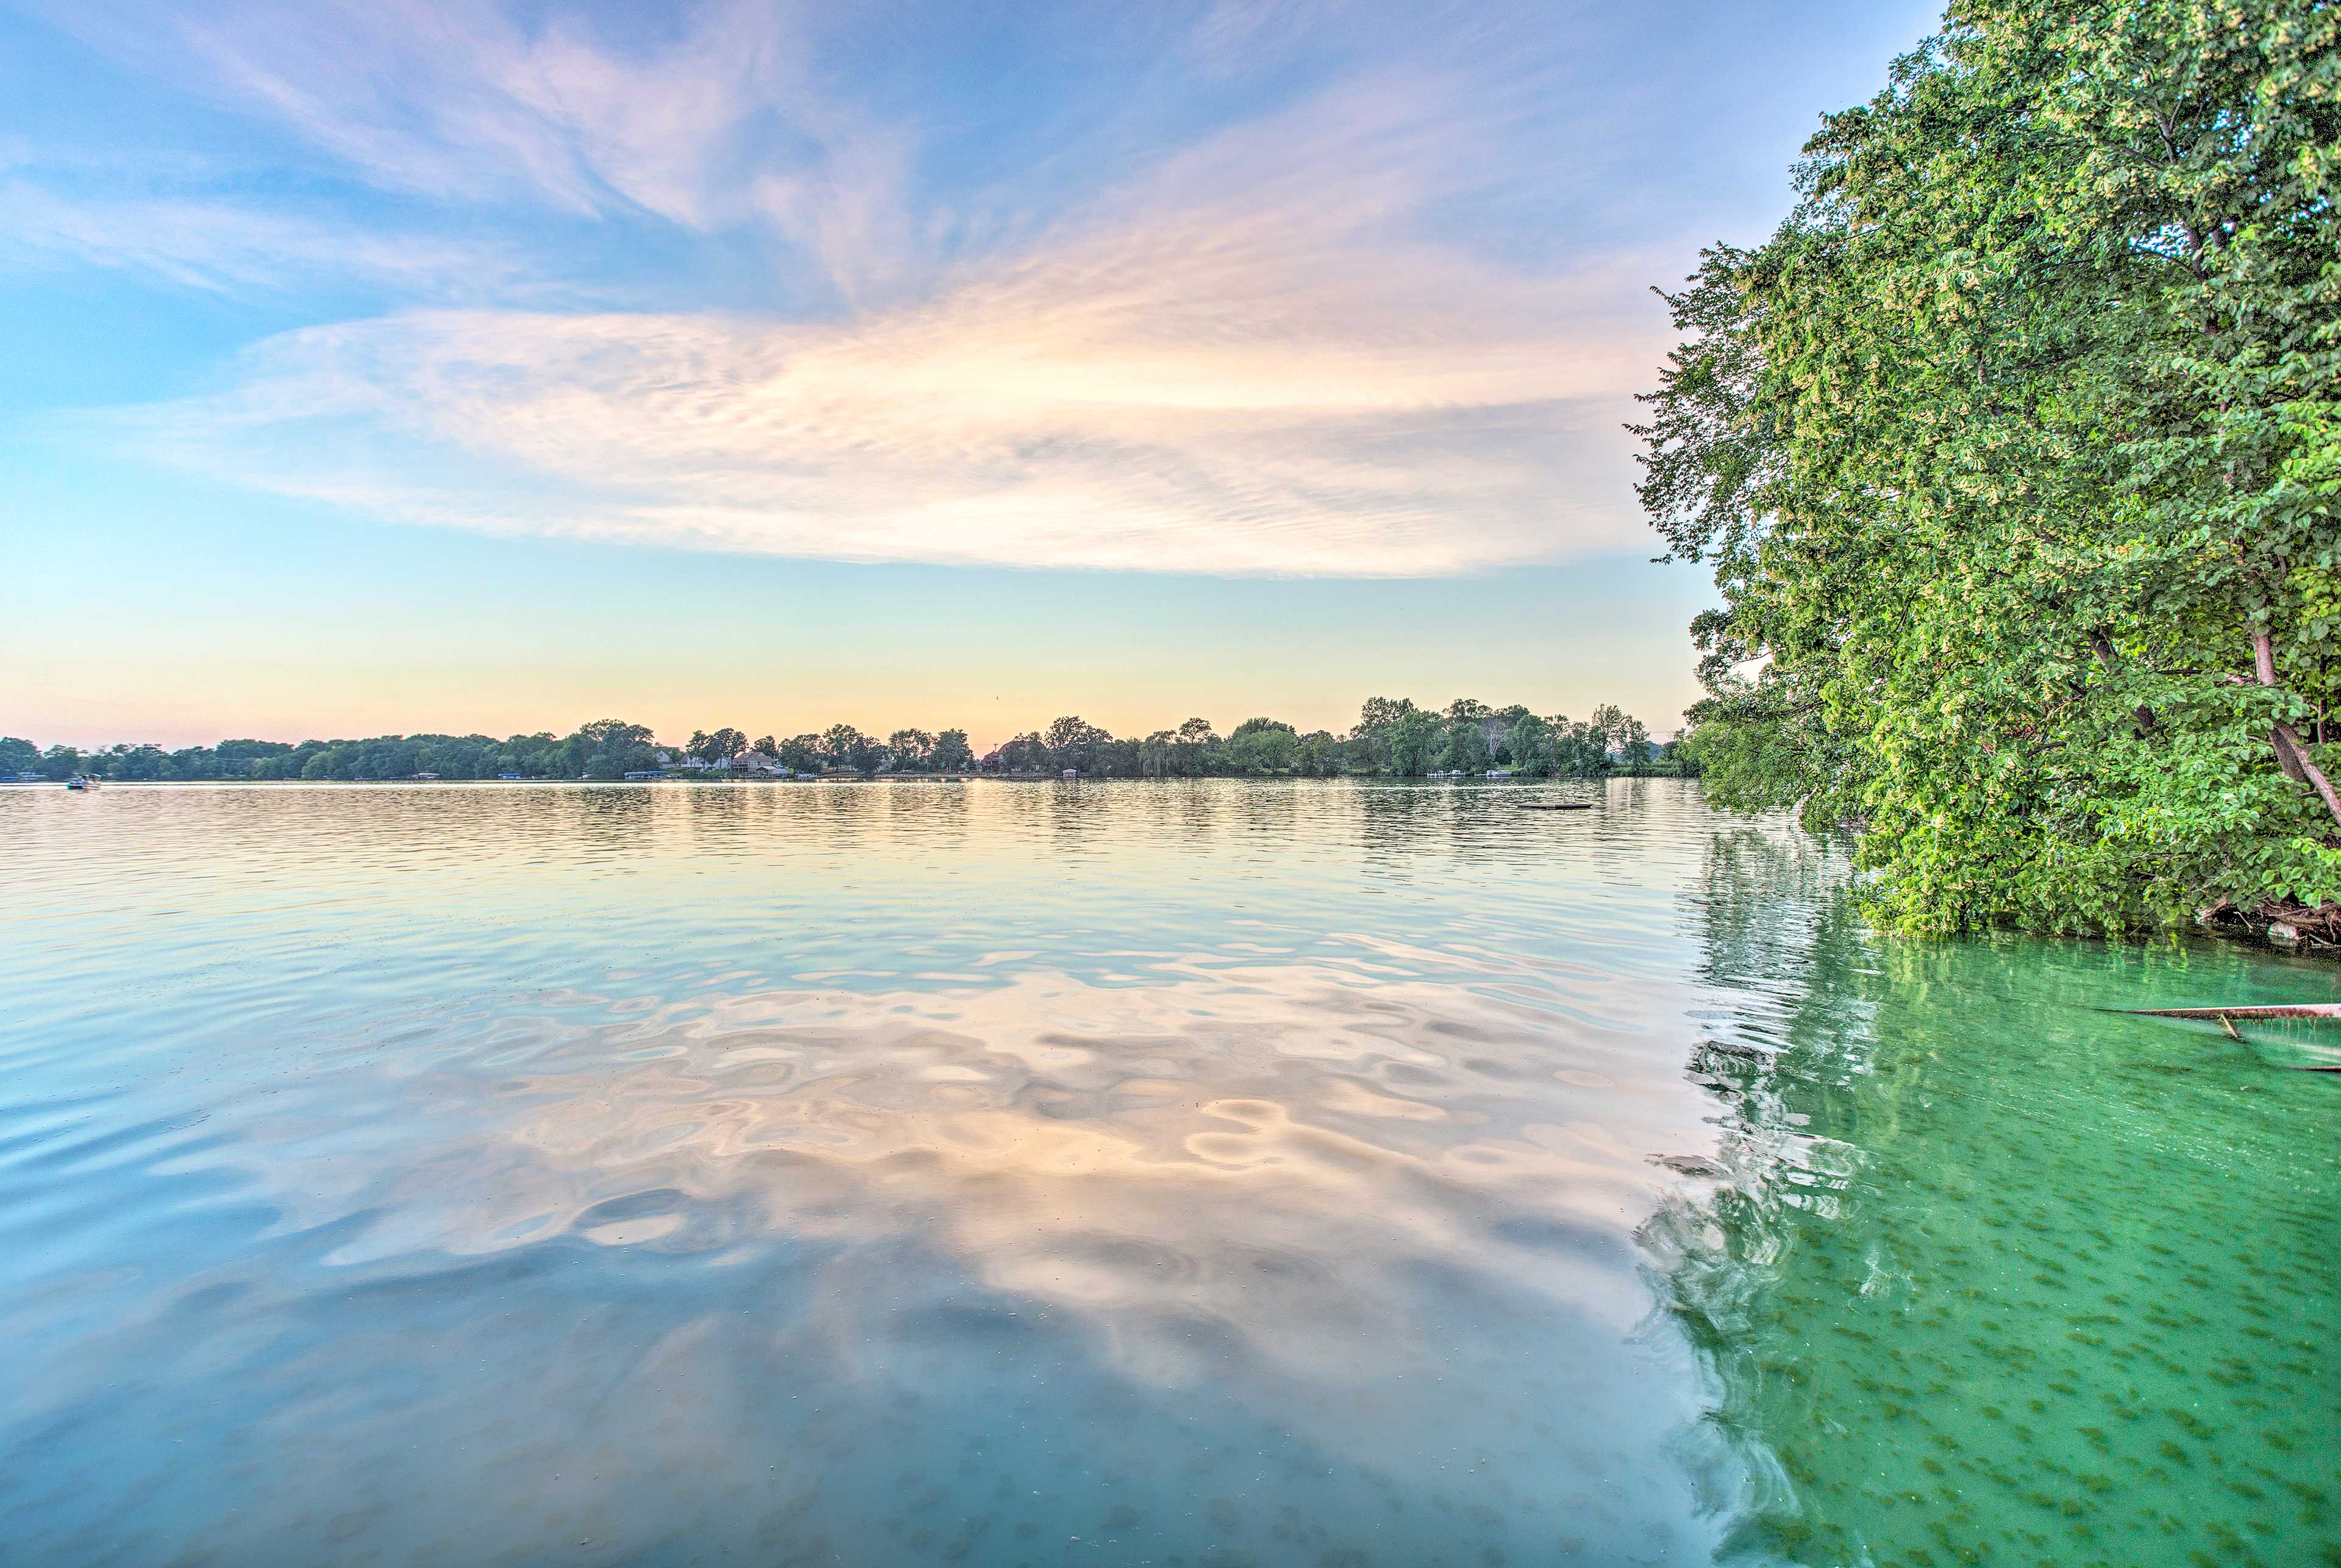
[0,780,2333,1567]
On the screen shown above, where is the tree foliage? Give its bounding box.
[1639,0,2341,933]
[10,695,1687,786]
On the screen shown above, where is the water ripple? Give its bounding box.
[23,780,2312,1564]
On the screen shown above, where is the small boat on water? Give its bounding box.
[1520,802,1593,811]
[65,777,98,791]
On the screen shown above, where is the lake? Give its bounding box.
[1,779,2333,1566]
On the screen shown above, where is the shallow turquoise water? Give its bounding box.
[0,780,2331,1566]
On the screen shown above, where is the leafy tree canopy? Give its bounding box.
[1639,0,2341,934]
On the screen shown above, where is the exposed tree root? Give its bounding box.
[2197,899,2341,952]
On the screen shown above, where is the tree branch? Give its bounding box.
[2254,631,2341,826]
[2275,722,2341,832]
[2254,630,2310,784]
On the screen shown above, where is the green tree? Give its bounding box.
[108,744,169,781]
[887,729,936,771]
[1294,730,1342,776]
[1043,716,1106,750]
[997,732,1049,773]
[1583,704,1627,760]
[1043,716,1111,774]
[693,727,746,765]
[1617,717,1653,768]
[1226,717,1299,773]
[931,729,974,772]
[1538,716,1612,777]
[1138,730,1178,778]
[565,719,657,780]
[1440,719,1491,774]
[821,724,879,774]
[1384,710,1442,775]
[1505,713,1554,774]
[1639,0,2341,933]
[1349,697,1420,772]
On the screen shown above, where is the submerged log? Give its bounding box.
[1650,1153,1729,1178]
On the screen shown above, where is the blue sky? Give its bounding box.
[0,0,1939,749]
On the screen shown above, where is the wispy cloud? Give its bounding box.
[0,179,528,297]
[41,0,1675,575]
[44,0,863,228]
[35,0,948,309]
[119,187,1662,574]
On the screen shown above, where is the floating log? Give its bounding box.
[2118,1003,2341,1071]
[1519,803,1595,811]
[2120,1005,2341,1021]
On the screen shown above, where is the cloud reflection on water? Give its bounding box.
[1,780,1739,1565]
[193,957,1701,1503]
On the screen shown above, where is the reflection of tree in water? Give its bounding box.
[1647,829,2341,1568]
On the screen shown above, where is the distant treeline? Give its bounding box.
[3,699,1689,783]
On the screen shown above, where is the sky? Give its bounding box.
[0,0,1939,751]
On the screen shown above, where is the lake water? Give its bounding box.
[1,779,2333,1567]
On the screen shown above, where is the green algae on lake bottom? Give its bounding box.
[1648,830,2341,1568]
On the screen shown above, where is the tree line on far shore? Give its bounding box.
[0,699,1688,783]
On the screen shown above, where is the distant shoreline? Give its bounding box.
[3,700,1692,786]
[4,772,1683,787]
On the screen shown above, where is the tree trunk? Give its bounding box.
[2254,631,2309,783]
[2256,630,2341,829]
